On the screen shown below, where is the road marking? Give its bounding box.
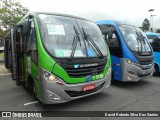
[0,73,11,76]
[24,101,39,106]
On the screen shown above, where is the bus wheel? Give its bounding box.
[153,65,159,76]
[33,84,37,99]
[111,72,115,84]
[28,77,36,96]
[27,77,38,101]
[28,79,33,94]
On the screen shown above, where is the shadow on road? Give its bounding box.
[111,79,152,89]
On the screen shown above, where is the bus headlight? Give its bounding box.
[40,67,64,84]
[43,71,57,81]
[126,59,132,64]
[48,75,56,81]
[44,72,57,82]
[125,59,138,66]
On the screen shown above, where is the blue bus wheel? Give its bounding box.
[153,65,159,76]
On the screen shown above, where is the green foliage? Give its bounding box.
[0,0,29,38]
[142,18,150,32]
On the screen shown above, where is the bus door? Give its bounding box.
[4,35,10,69]
[8,34,12,69]
[15,25,25,86]
[11,28,16,80]
[100,25,122,80]
[23,16,38,90]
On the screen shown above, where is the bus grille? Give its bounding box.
[138,60,153,65]
[64,61,106,78]
[135,54,153,65]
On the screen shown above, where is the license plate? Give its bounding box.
[82,84,95,92]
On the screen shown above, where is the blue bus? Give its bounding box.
[146,32,160,75]
[96,20,154,82]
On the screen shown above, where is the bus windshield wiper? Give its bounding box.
[135,31,143,54]
[67,25,81,62]
[138,32,152,53]
[138,31,146,44]
[81,27,104,59]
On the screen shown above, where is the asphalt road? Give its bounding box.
[0,74,160,119]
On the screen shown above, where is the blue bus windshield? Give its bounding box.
[118,24,151,52]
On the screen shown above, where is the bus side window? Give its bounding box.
[103,28,122,57]
[147,35,160,51]
[99,24,122,57]
[30,21,38,63]
[104,31,120,48]
[25,21,38,63]
[153,38,160,50]
[22,18,29,52]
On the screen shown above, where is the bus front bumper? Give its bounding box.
[121,59,154,82]
[39,71,111,104]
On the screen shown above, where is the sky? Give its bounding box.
[18,0,160,28]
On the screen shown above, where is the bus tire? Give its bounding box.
[111,72,115,84]
[27,76,35,96]
[153,64,159,76]
[27,76,38,101]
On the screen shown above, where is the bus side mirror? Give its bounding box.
[25,15,33,36]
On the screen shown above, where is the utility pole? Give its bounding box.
[148,9,155,32]
[151,14,156,32]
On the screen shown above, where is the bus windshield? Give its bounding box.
[118,24,151,52]
[38,14,107,58]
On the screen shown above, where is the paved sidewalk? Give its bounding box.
[0,58,4,61]
[0,61,10,74]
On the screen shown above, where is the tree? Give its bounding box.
[142,18,150,32]
[0,0,28,44]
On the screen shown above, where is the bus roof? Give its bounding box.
[36,12,90,21]
[146,32,160,35]
[96,20,132,26]
[17,12,91,25]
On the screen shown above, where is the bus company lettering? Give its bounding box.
[80,63,98,68]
